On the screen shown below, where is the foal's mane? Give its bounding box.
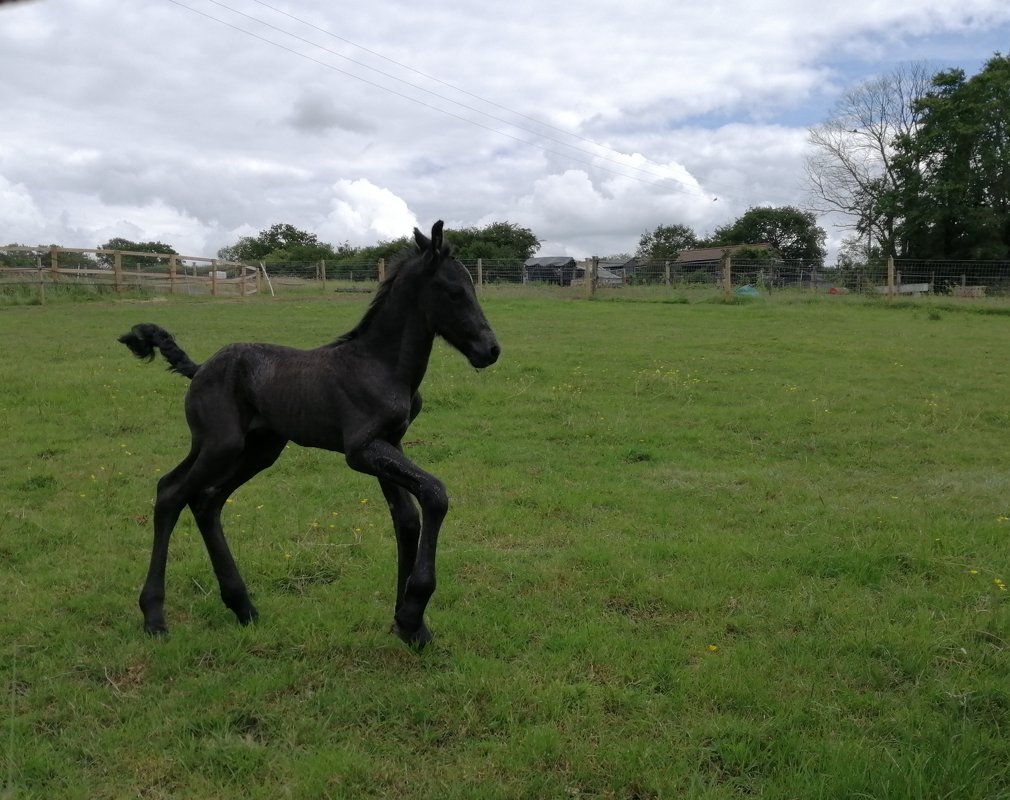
[330,240,450,346]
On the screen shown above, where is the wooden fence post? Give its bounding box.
[50,246,59,284]
[114,251,123,292]
[169,255,178,295]
[664,260,670,286]
[583,257,597,299]
[258,261,274,296]
[378,258,386,283]
[722,252,732,302]
[37,250,46,304]
[887,256,896,301]
[477,258,483,294]
[320,259,327,293]
[210,260,218,297]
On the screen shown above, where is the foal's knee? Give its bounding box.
[419,479,449,519]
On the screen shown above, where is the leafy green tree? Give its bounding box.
[1,245,41,269]
[635,223,698,262]
[447,221,541,261]
[893,54,1010,259]
[217,224,338,263]
[96,238,178,271]
[217,236,258,263]
[320,221,540,272]
[219,220,539,272]
[707,206,827,264]
[334,237,413,267]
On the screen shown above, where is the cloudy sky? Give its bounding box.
[2,0,1009,261]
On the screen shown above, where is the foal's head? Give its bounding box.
[411,221,501,369]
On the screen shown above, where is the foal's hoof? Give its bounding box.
[143,621,169,637]
[392,619,433,650]
[234,605,259,626]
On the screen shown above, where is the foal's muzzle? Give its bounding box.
[468,332,501,369]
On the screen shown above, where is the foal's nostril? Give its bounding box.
[469,339,501,369]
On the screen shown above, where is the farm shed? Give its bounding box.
[524,256,579,285]
[572,261,624,287]
[616,244,779,283]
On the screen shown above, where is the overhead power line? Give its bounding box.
[165,0,719,198]
[247,0,665,163]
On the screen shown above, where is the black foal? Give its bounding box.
[119,221,500,648]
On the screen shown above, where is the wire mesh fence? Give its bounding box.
[5,245,1010,302]
[249,256,1010,298]
[619,257,1010,297]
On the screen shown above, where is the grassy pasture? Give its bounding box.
[2,291,1010,799]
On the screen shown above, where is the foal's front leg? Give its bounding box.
[379,479,422,635]
[347,440,447,648]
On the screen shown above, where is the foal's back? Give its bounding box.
[186,340,402,452]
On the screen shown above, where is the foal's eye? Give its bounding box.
[446,286,466,302]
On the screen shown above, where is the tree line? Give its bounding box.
[3,209,827,273]
[208,207,831,270]
[807,53,1010,262]
[634,206,828,266]
[0,224,544,271]
[215,221,543,266]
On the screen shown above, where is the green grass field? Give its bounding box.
[2,291,1009,799]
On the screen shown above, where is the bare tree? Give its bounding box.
[805,62,933,259]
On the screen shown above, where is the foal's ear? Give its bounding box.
[415,220,445,270]
[414,221,444,253]
[430,220,444,252]
[413,227,429,252]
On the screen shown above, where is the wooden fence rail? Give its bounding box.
[0,245,259,299]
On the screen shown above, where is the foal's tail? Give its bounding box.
[118,323,200,379]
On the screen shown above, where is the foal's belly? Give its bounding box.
[249,372,412,453]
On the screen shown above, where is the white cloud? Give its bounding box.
[0,176,46,243]
[318,179,419,245]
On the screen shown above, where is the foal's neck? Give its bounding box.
[354,284,435,391]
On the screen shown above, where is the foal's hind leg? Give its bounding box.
[140,431,247,634]
[140,449,198,634]
[189,431,287,625]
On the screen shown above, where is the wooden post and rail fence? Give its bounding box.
[0,245,259,301]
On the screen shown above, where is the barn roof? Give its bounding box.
[675,243,776,263]
[524,256,577,267]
